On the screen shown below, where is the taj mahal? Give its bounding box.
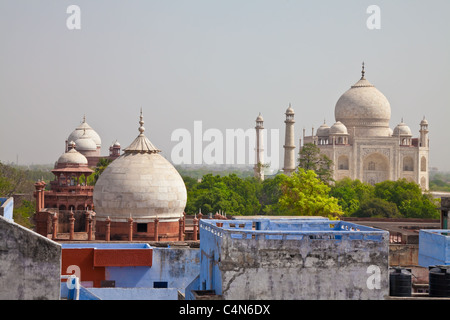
[255,63,430,190]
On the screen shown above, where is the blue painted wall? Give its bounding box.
[198,218,389,299]
[0,197,14,221]
[419,229,450,267]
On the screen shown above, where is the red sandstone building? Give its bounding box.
[33,113,207,242]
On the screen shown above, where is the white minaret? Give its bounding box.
[254,113,265,181]
[283,104,296,175]
[419,116,429,148]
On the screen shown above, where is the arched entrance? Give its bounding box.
[363,153,390,185]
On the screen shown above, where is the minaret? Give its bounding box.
[254,113,265,180]
[419,116,429,148]
[283,103,296,175]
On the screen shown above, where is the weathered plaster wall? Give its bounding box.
[0,215,61,300]
[149,247,200,290]
[200,219,389,300]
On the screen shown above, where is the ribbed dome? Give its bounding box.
[334,67,391,137]
[57,148,88,165]
[93,111,187,222]
[393,122,412,136]
[330,121,348,135]
[67,116,102,147]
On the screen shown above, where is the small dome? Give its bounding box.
[67,116,102,147]
[113,141,121,147]
[393,122,412,136]
[316,122,330,137]
[57,148,88,165]
[330,121,348,135]
[420,117,428,126]
[256,113,264,122]
[75,132,97,151]
[286,104,294,115]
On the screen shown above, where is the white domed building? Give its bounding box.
[301,64,430,189]
[65,115,121,166]
[93,111,188,241]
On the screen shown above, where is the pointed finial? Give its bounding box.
[83,114,86,123]
[361,62,366,79]
[139,108,145,135]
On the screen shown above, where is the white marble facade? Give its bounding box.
[302,66,430,190]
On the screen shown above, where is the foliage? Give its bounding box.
[94,158,113,183]
[184,174,261,216]
[0,162,35,196]
[278,169,343,218]
[257,174,288,215]
[352,198,401,218]
[297,143,334,184]
[330,177,440,219]
[13,199,35,228]
[373,179,439,219]
[429,171,450,192]
[329,178,374,216]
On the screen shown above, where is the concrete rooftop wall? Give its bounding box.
[0,215,61,300]
[419,229,450,267]
[200,219,389,300]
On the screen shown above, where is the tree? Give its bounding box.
[374,179,439,219]
[329,178,374,216]
[353,198,400,218]
[257,174,288,215]
[94,158,113,183]
[278,169,343,218]
[298,143,334,184]
[184,174,261,216]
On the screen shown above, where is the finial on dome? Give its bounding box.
[361,62,365,80]
[83,114,86,123]
[139,108,145,135]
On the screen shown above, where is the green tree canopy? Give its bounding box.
[184,174,261,216]
[373,179,439,219]
[279,169,343,218]
[298,143,334,184]
[353,197,401,218]
[329,178,375,216]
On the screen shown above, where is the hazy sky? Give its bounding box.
[1,0,449,171]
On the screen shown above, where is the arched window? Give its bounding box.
[368,161,376,171]
[421,157,427,172]
[338,155,349,170]
[403,157,414,171]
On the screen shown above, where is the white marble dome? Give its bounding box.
[393,122,412,136]
[67,116,102,148]
[75,132,97,151]
[330,121,348,135]
[335,70,391,137]
[93,111,187,223]
[57,148,88,166]
[316,122,330,137]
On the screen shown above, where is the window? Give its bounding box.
[154,281,168,288]
[368,162,376,171]
[421,157,427,172]
[137,223,148,233]
[403,157,414,172]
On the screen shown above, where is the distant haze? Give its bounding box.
[1,1,449,171]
